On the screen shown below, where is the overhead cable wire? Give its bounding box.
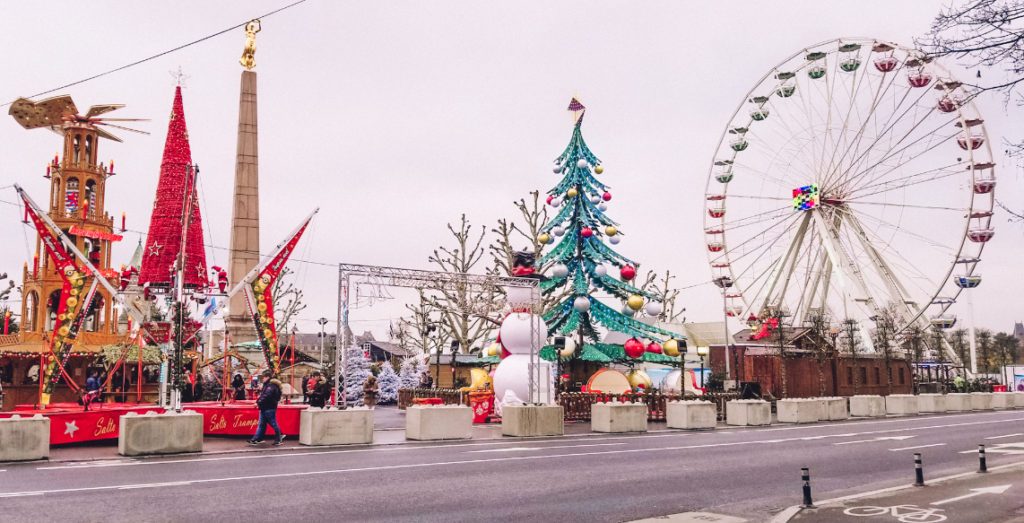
[1,0,307,107]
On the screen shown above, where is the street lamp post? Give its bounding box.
[829,328,840,396]
[713,276,733,388]
[317,317,328,370]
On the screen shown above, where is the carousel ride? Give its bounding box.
[3,89,315,441]
[704,38,995,368]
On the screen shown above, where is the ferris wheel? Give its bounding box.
[703,38,996,353]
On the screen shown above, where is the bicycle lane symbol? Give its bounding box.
[843,504,947,522]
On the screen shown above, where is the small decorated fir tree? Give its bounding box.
[539,97,681,363]
[377,362,400,404]
[399,357,420,389]
[343,346,370,405]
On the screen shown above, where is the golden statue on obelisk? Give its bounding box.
[239,19,261,70]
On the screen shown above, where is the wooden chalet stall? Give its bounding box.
[710,328,913,398]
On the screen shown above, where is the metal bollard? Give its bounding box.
[978,444,987,473]
[913,453,925,486]
[801,467,815,508]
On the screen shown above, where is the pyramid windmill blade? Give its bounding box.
[93,126,123,143]
[94,121,149,135]
[84,104,124,118]
[8,95,78,130]
[94,117,150,122]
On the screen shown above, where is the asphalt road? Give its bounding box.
[2,410,1023,523]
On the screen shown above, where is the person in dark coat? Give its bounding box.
[231,374,246,401]
[301,374,310,403]
[308,372,330,408]
[248,370,285,446]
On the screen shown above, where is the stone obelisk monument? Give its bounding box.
[225,19,262,343]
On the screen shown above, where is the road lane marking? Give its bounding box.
[835,436,914,445]
[985,433,1023,440]
[888,443,946,451]
[930,484,1012,506]
[119,481,193,490]
[469,442,625,453]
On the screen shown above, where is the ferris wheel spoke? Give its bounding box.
[839,115,958,196]
[834,102,955,195]
[724,212,804,269]
[731,159,808,190]
[846,162,963,200]
[831,203,953,255]
[827,64,897,188]
[726,194,792,202]
[760,93,826,181]
[826,77,936,191]
[811,209,886,321]
[843,199,968,213]
[719,205,793,231]
[822,50,877,185]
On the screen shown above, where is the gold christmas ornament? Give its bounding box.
[263,328,274,339]
[69,287,80,296]
[66,297,78,308]
[626,369,652,389]
[627,294,644,311]
[663,338,680,357]
[58,326,70,336]
[538,233,551,244]
[594,165,604,174]
[605,226,617,236]
[567,188,578,198]
[257,302,268,312]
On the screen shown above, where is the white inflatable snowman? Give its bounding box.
[492,286,547,415]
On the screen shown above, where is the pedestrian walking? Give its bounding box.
[301,374,310,403]
[363,374,378,408]
[248,370,285,446]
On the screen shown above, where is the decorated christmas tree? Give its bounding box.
[538,98,681,363]
[343,346,370,405]
[376,361,400,404]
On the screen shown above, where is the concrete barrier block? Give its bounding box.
[885,394,919,416]
[406,405,473,441]
[0,414,49,462]
[917,394,947,413]
[118,411,203,456]
[501,405,564,437]
[1013,392,1024,409]
[666,400,716,430]
[945,393,971,412]
[299,407,373,446]
[591,402,647,433]
[849,395,886,417]
[990,392,1014,410]
[818,397,849,420]
[777,399,820,423]
[970,392,993,411]
[725,400,771,426]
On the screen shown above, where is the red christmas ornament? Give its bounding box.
[546,195,553,205]
[603,192,612,201]
[138,86,207,289]
[581,227,594,238]
[646,342,662,354]
[624,338,645,358]
[620,265,636,281]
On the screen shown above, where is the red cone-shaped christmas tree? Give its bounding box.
[139,86,207,289]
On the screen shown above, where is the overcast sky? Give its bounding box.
[1,1,1021,339]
